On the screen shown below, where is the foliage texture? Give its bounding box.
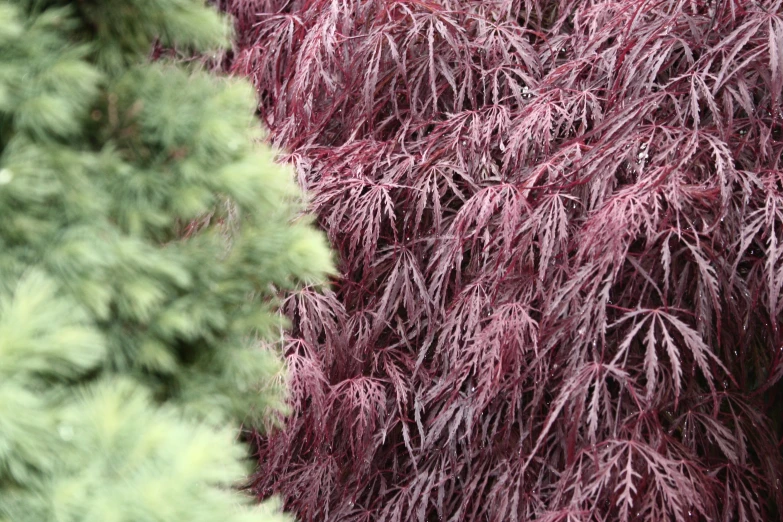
[0,1,331,521]
[219,0,783,520]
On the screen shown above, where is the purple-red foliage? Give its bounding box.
[217,0,783,520]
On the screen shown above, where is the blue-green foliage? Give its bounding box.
[0,1,333,520]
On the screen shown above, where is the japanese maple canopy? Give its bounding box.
[219,0,783,521]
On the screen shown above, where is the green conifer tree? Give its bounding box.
[0,1,333,520]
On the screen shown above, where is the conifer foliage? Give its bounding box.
[219,0,783,520]
[0,1,332,521]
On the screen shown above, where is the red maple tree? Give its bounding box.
[216,1,783,520]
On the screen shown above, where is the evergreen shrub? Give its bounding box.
[0,1,332,521]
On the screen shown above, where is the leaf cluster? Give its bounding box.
[220,0,783,520]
